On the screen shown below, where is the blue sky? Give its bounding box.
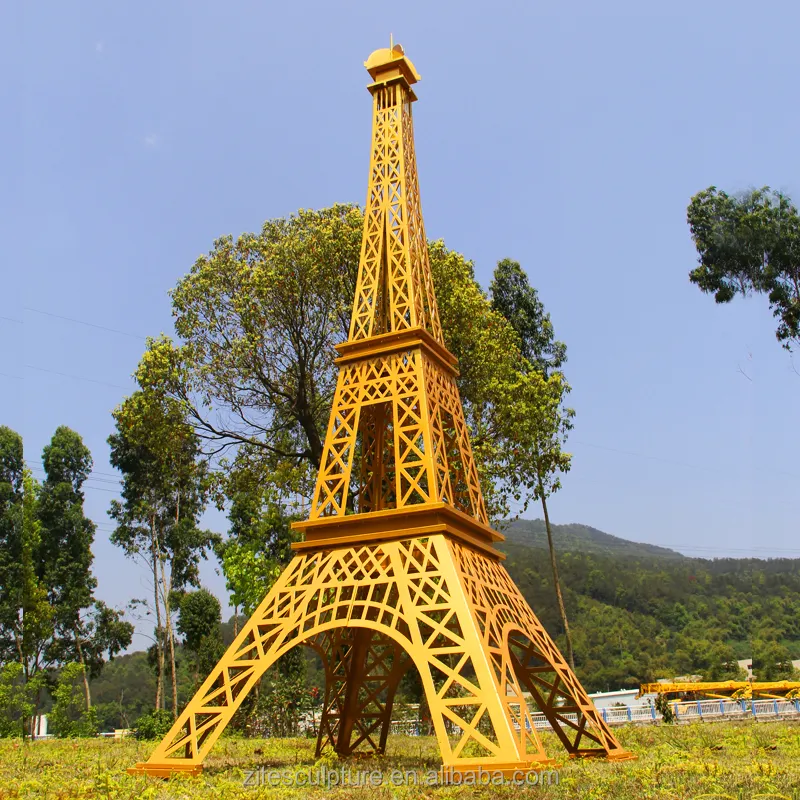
[3,2,799,645]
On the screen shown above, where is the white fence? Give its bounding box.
[530,698,800,729]
[389,698,800,735]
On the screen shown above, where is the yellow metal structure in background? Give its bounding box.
[639,681,800,700]
[129,43,633,779]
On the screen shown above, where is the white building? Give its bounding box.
[519,689,656,709]
[587,689,655,709]
[737,659,753,680]
[32,715,48,738]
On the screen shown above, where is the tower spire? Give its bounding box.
[351,42,439,342]
[299,42,488,538]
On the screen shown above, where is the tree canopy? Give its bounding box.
[0,426,25,666]
[490,258,567,375]
[109,379,214,715]
[136,204,568,522]
[37,427,97,657]
[0,426,133,733]
[688,186,800,351]
[177,589,224,684]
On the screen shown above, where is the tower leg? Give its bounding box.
[450,539,635,763]
[335,628,374,754]
[315,627,410,757]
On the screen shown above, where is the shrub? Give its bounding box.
[655,693,676,724]
[50,664,98,738]
[0,663,37,738]
[135,709,175,740]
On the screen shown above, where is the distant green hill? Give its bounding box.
[499,521,800,692]
[500,518,685,559]
[90,650,157,730]
[87,520,800,726]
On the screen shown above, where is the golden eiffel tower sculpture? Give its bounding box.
[129,42,633,778]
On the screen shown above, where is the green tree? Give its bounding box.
[164,205,363,473]
[654,693,676,724]
[0,662,41,738]
[134,708,174,740]
[490,258,566,375]
[490,259,576,669]
[109,382,214,717]
[37,427,96,709]
[752,638,795,681]
[215,451,301,619]
[177,589,224,685]
[70,602,134,701]
[688,186,800,351]
[254,669,309,737]
[703,643,746,681]
[23,428,134,712]
[0,426,26,666]
[37,428,96,633]
[18,471,54,686]
[135,206,561,523]
[49,663,98,737]
[0,464,55,733]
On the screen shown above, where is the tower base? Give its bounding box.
[127,762,202,778]
[128,518,632,777]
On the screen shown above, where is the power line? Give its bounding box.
[23,468,120,494]
[571,438,798,481]
[24,461,121,480]
[24,307,147,340]
[0,371,23,380]
[24,364,133,391]
[26,467,121,487]
[86,477,120,486]
[0,315,23,324]
[87,469,122,479]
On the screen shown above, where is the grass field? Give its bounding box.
[1,722,799,799]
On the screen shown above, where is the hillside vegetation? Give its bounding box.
[502,522,800,692]
[86,521,800,729]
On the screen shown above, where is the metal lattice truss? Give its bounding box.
[315,627,410,756]
[349,79,442,343]
[130,536,630,775]
[311,351,487,523]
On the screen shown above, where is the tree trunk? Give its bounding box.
[164,486,181,718]
[150,514,164,711]
[167,612,178,717]
[74,632,92,711]
[31,685,42,741]
[538,475,575,671]
[159,556,178,718]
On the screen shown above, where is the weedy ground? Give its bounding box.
[1,721,799,799]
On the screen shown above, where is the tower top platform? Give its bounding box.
[365,43,420,86]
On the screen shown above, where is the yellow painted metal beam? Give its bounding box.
[639,681,800,699]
